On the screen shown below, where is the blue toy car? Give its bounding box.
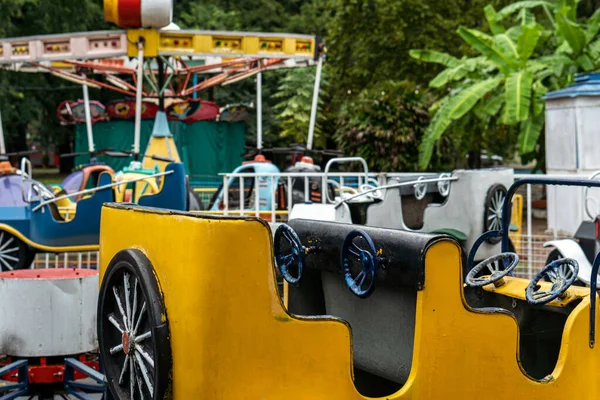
[0,161,188,271]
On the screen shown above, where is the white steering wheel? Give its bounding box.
[359,184,383,200]
[414,176,427,200]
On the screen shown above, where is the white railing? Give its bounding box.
[194,168,591,278]
[203,170,450,221]
[30,251,99,270]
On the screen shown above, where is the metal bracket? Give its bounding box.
[64,358,111,400]
[0,360,28,400]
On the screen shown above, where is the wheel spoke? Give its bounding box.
[0,236,13,252]
[135,344,155,368]
[108,314,125,333]
[1,254,18,262]
[118,354,129,385]
[135,331,151,343]
[129,355,135,400]
[113,286,129,330]
[349,249,361,257]
[281,253,293,262]
[0,256,14,271]
[131,278,139,334]
[134,351,154,396]
[124,273,132,327]
[135,362,146,400]
[110,343,124,355]
[0,246,19,255]
[133,302,146,336]
[546,270,558,283]
[487,214,496,221]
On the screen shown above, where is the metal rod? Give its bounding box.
[192,74,198,99]
[501,177,600,253]
[271,177,276,222]
[223,175,229,216]
[32,170,173,211]
[335,176,458,208]
[239,176,244,215]
[133,39,145,157]
[304,177,309,202]
[0,110,5,154]
[527,184,532,279]
[307,56,323,151]
[287,176,292,214]
[81,78,95,153]
[257,71,263,151]
[255,178,260,217]
[157,58,165,111]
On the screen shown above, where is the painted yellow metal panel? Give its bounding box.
[100,205,360,399]
[126,29,317,58]
[99,205,600,399]
[482,275,589,306]
[127,29,160,57]
[141,136,180,171]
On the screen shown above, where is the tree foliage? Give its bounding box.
[333,81,455,171]
[411,0,600,170]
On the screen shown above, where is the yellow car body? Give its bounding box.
[113,172,160,203]
[98,204,600,399]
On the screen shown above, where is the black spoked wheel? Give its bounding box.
[98,249,172,400]
[483,184,507,244]
[0,230,34,271]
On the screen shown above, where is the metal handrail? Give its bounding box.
[32,170,173,212]
[334,176,458,208]
[324,157,369,180]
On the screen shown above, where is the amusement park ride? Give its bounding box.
[4,1,600,400]
[0,0,327,398]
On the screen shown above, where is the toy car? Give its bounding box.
[95,189,600,399]
[0,160,188,271]
[290,157,516,266]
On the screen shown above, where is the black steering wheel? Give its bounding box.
[465,252,519,288]
[526,258,579,305]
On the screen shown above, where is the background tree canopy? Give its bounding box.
[1,0,598,172]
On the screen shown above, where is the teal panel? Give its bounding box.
[74,120,245,186]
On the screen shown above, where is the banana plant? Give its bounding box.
[410,0,600,170]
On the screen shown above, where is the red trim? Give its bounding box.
[0,356,99,385]
[118,0,142,28]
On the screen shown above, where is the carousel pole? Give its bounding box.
[0,110,6,154]
[133,38,145,160]
[256,71,263,152]
[306,55,324,152]
[81,77,95,153]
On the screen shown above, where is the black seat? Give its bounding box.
[286,220,448,396]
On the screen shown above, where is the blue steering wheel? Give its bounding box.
[526,258,579,305]
[274,224,306,286]
[341,230,380,298]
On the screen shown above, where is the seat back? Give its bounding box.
[287,220,446,385]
